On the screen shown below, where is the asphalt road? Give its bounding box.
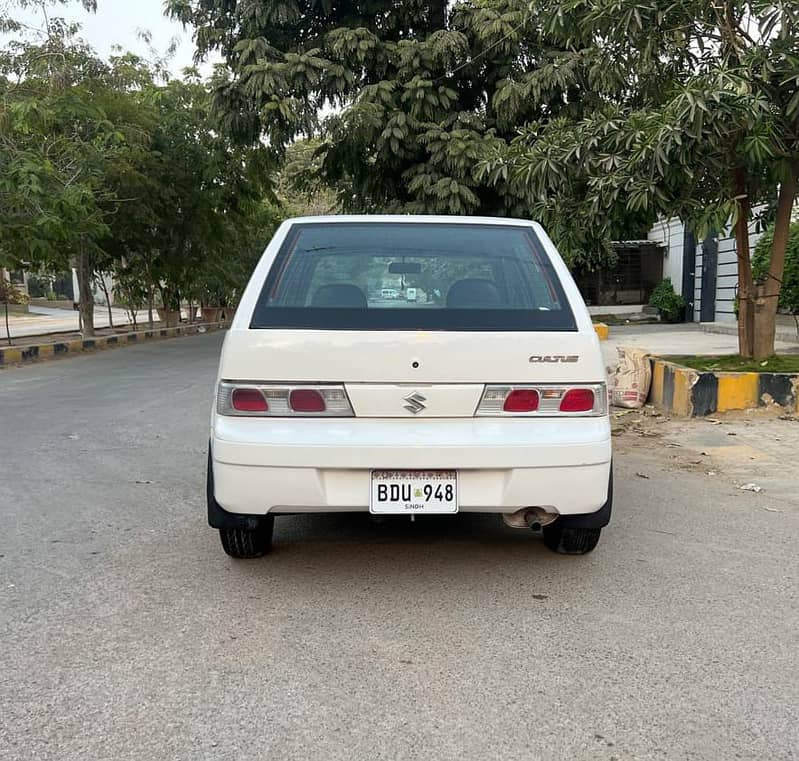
[1,333,797,761]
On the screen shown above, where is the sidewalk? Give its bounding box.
[701,314,799,344]
[603,323,799,368]
[3,306,134,339]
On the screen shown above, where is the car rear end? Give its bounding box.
[209,216,612,556]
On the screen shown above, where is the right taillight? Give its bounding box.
[559,388,595,412]
[476,384,606,416]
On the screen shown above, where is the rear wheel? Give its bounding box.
[219,518,274,559]
[542,525,601,555]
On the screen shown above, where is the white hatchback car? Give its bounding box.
[208,216,612,558]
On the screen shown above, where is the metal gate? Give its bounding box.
[700,234,718,322]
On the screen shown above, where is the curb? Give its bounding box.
[0,322,227,367]
[593,323,610,341]
[649,358,799,416]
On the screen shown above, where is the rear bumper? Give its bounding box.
[210,417,612,517]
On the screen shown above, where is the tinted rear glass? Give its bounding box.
[250,223,576,331]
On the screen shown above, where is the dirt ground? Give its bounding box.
[613,404,799,505]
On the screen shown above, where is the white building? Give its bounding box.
[647,217,766,324]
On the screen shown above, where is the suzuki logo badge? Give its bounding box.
[403,392,427,415]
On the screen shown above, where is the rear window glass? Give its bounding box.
[250,223,576,331]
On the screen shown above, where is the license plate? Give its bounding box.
[370,470,458,514]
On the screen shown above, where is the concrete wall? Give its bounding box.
[70,268,117,306]
[647,219,684,292]
[711,227,764,323]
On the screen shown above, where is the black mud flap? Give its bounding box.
[207,445,269,530]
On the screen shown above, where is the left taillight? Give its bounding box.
[231,388,269,412]
[217,382,354,417]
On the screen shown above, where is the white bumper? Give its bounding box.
[211,416,611,516]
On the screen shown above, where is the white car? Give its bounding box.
[208,216,612,558]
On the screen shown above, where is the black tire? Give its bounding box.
[219,518,274,559]
[542,525,602,555]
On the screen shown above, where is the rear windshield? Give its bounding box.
[250,222,576,331]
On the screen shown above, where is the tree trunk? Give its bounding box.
[4,301,10,346]
[752,165,799,359]
[147,286,154,329]
[77,242,95,338]
[430,0,447,30]
[97,273,114,329]
[733,168,755,357]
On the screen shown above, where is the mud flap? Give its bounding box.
[207,445,269,530]
[554,467,613,530]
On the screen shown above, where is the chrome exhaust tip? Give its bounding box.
[502,507,559,530]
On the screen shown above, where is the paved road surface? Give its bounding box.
[1,333,797,761]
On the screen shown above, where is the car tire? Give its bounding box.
[542,525,601,555]
[219,519,274,559]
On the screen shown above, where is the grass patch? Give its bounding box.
[666,354,799,373]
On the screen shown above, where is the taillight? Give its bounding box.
[231,388,269,412]
[503,389,540,412]
[559,388,595,412]
[217,383,353,417]
[476,384,606,416]
[289,389,325,413]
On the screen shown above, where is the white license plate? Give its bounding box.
[370,470,458,514]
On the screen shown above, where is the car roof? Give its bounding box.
[284,214,539,228]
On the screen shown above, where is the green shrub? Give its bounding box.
[0,279,30,305]
[752,220,799,313]
[649,278,686,321]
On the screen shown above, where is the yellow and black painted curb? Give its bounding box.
[0,322,227,368]
[593,323,609,341]
[649,358,799,416]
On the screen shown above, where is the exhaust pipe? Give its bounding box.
[502,507,559,530]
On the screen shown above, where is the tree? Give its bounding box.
[0,277,29,345]
[482,0,799,358]
[0,2,150,336]
[101,75,274,323]
[167,0,640,267]
[276,139,338,217]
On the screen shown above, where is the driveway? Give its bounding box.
[1,333,797,760]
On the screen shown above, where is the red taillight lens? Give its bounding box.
[503,389,540,412]
[231,388,269,412]
[559,388,595,412]
[289,389,326,412]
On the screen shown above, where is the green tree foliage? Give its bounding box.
[1,1,278,334]
[0,5,153,334]
[753,221,799,315]
[102,76,274,316]
[167,0,640,266]
[477,0,799,357]
[276,139,338,217]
